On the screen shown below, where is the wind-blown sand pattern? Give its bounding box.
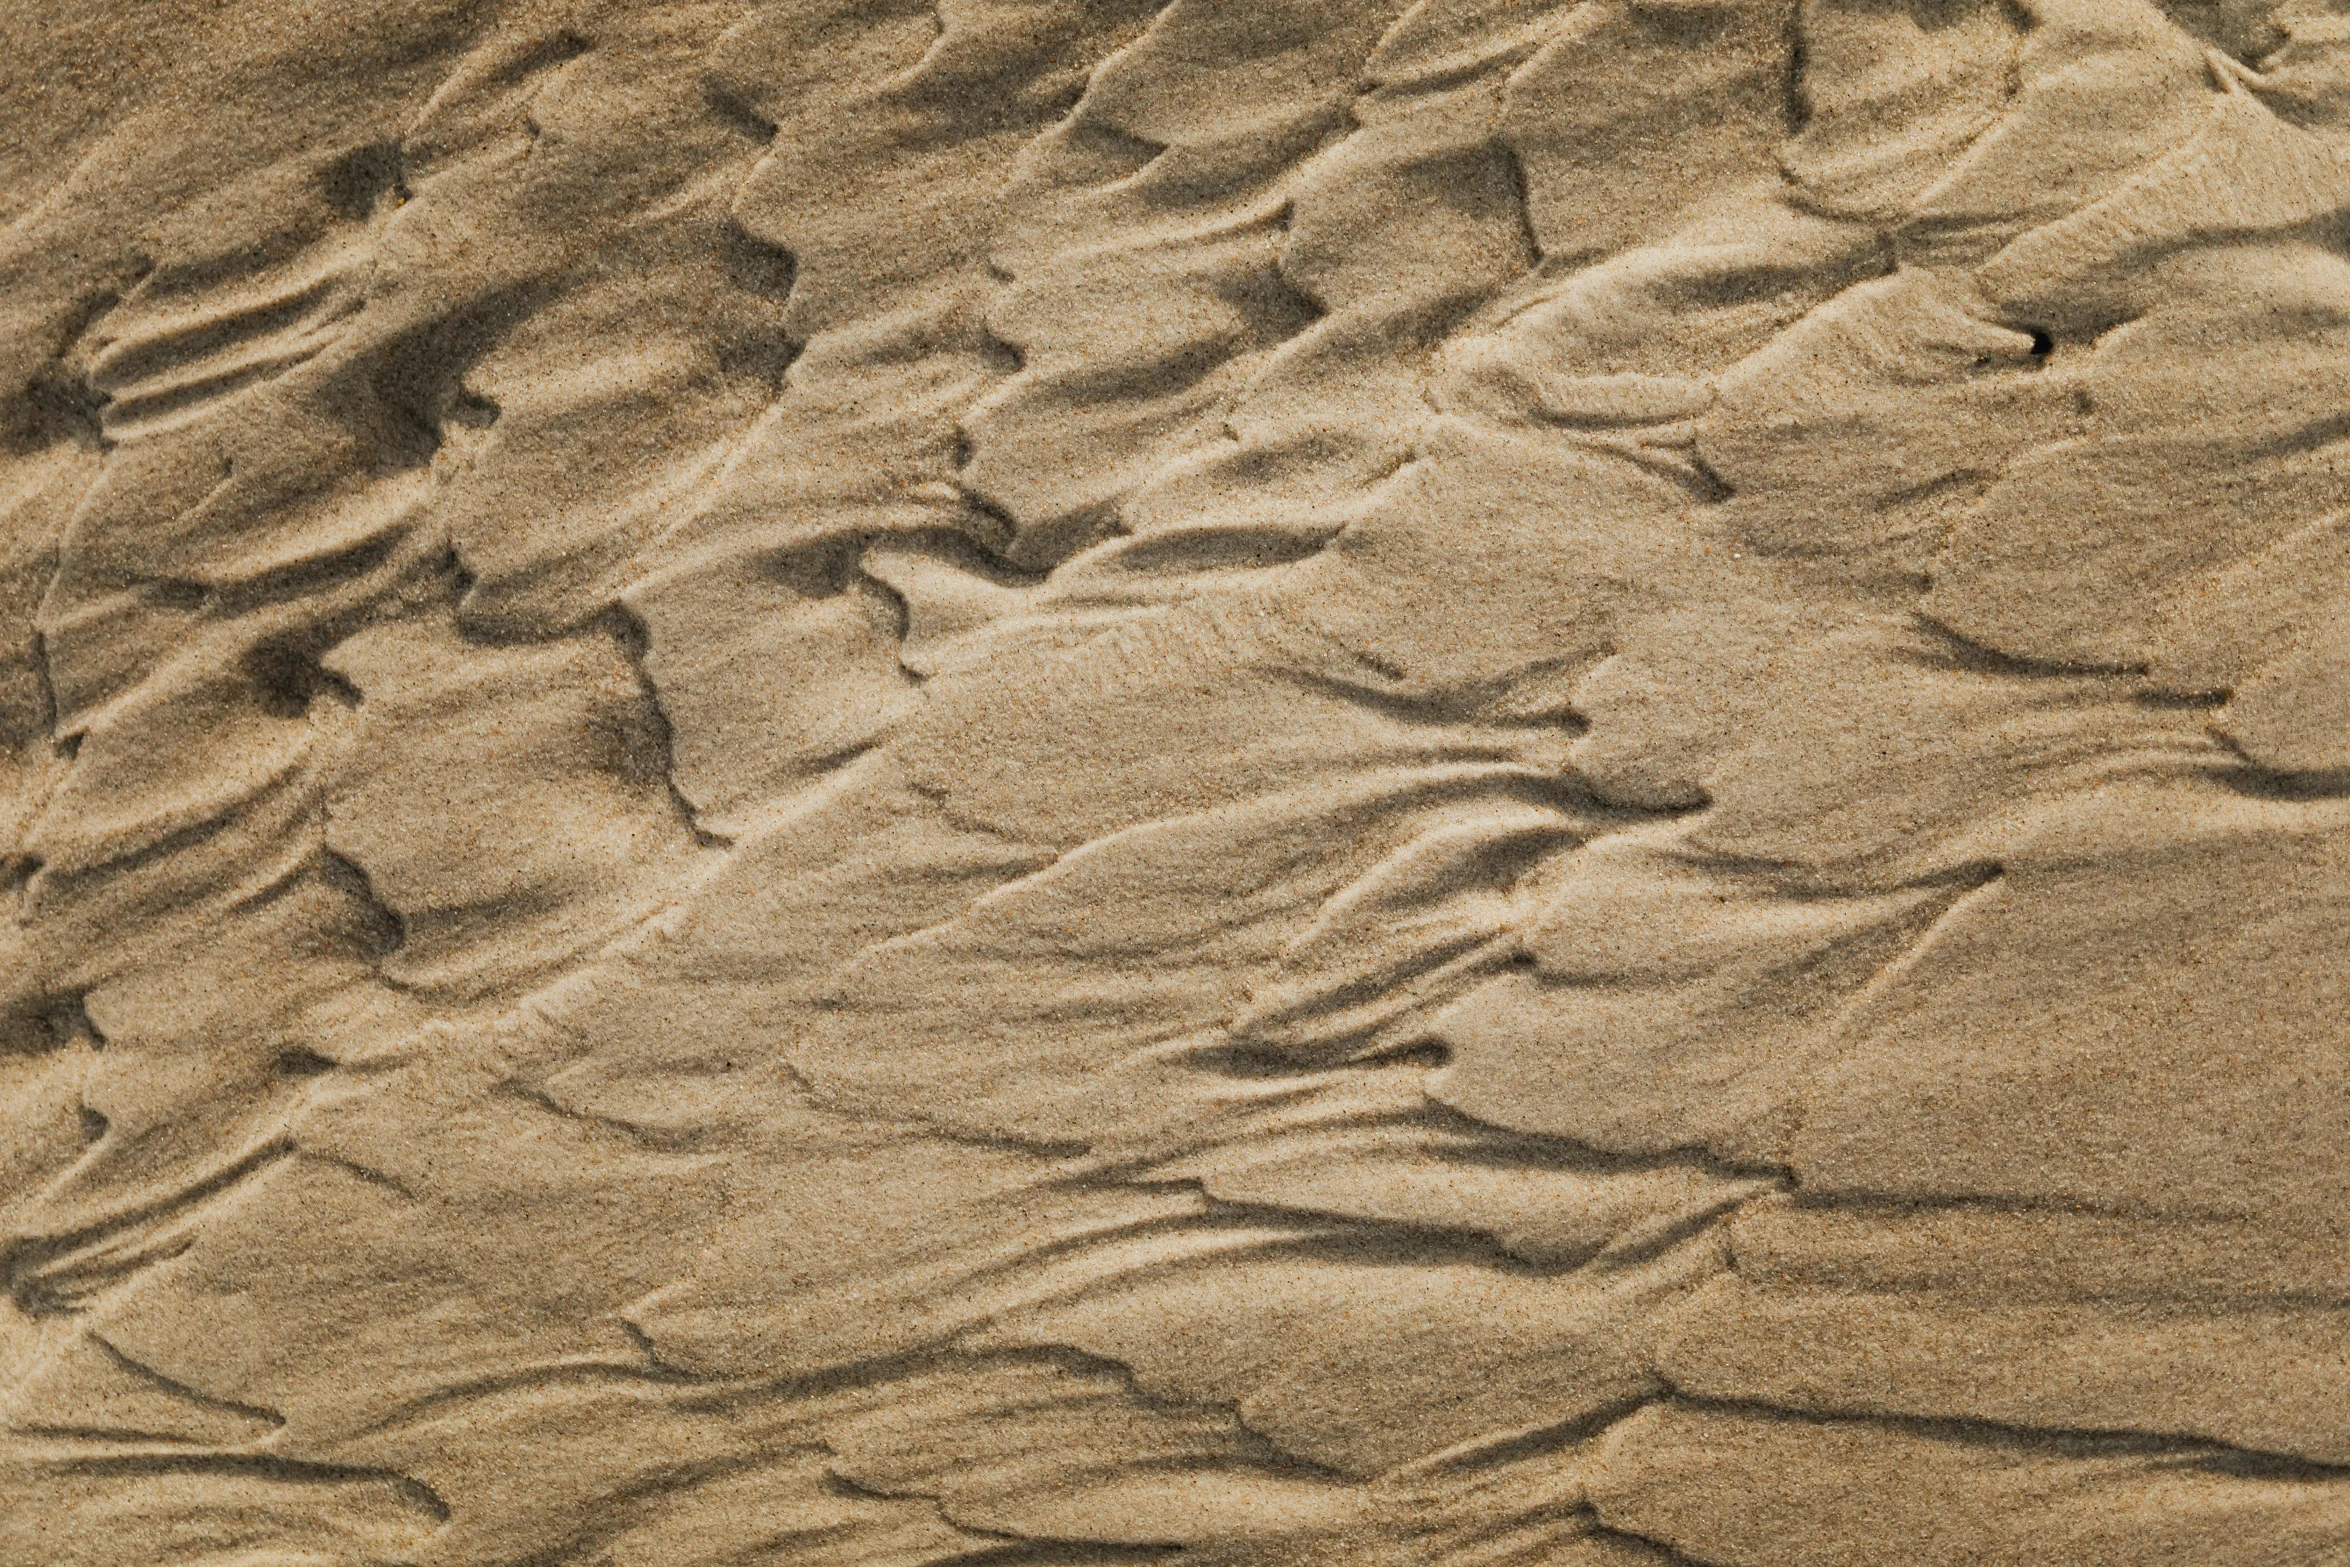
[3,0,2348,1560]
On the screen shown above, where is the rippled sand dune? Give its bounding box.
[3,0,2348,1561]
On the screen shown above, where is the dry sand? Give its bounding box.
[2,0,2348,1561]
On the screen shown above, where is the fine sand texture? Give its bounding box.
[5,0,2350,1561]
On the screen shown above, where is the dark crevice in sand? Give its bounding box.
[40,1449,452,1524]
[3,1139,296,1318]
[715,216,799,313]
[334,1352,716,1450]
[483,1453,876,1567]
[241,637,362,720]
[370,280,567,469]
[599,602,735,850]
[1657,1393,2350,1477]
[699,73,779,147]
[1500,141,1546,272]
[316,847,407,968]
[927,1542,1179,1566]
[976,326,1028,377]
[271,1044,337,1081]
[7,280,132,455]
[1056,116,1168,185]
[493,1077,718,1156]
[1579,1514,1742,1567]
[317,142,407,223]
[2214,761,2350,800]
[1188,1190,1725,1279]
[776,1056,1094,1160]
[85,1334,290,1432]
[306,1152,421,1203]
[1772,1186,2287,1224]
[6,991,104,1056]
[1898,614,2154,679]
[28,627,62,757]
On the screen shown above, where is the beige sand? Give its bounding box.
[2,0,2346,1561]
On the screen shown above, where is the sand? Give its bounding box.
[2,0,2346,1561]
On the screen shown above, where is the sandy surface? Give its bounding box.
[2,0,2347,1561]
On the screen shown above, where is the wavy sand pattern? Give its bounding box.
[3,0,2348,1561]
